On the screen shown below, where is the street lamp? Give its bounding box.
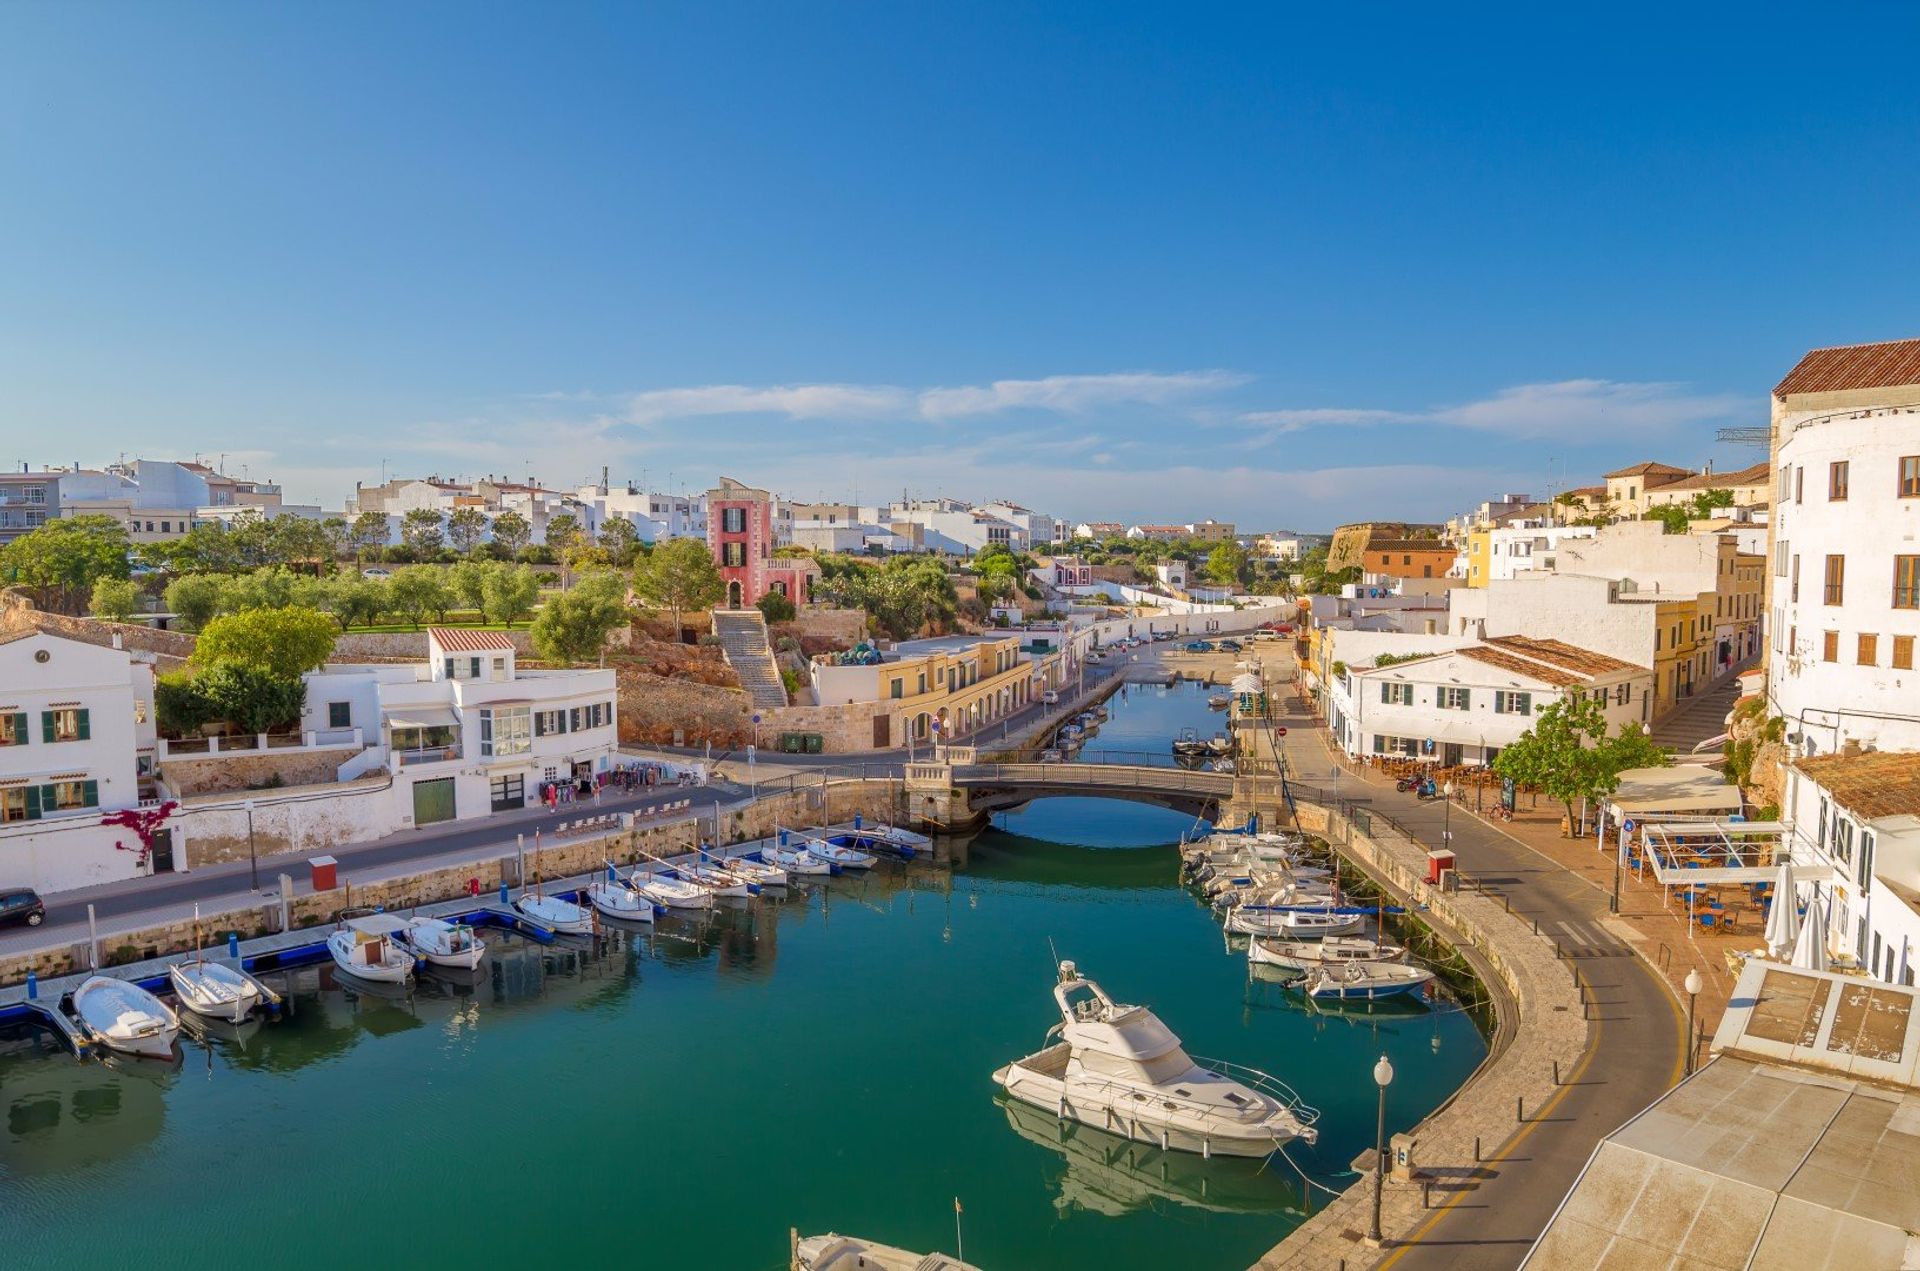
[1683,969,1703,1077]
[1369,1053,1394,1244]
[243,798,258,891]
[1442,781,1454,848]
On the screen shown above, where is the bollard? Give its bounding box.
[1473,1134,1480,1162]
[499,880,510,904]
[1423,1180,1432,1209]
[1554,1059,1561,1086]
[1504,894,1511,913]
[25,970,37,1001]
[1517,1095,1525,1123]
[228,932,239,958]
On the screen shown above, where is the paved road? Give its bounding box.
[1270,672,1685,1269]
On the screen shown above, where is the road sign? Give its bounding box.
[1276,727,1288,737]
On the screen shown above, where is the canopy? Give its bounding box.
[384,708,459,730]
[1230,674,1263,694]
[1607,766,1744,817]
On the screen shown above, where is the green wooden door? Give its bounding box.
[412,777,456,826]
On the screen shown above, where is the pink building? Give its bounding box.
[706,477,819,608]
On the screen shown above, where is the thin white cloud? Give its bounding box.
[623,383,910,425]
[1237,379,1750,444]
[917,370,1249,421]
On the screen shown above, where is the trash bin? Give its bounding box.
[1425,849,1455,885]
[804,733,824,754]
[309,855,339,890]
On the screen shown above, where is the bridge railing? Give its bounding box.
[951,762,1234,793]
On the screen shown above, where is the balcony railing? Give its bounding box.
[158,727,365,760]
[396,745,461,766]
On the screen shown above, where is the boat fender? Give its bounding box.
[469,877,481,896]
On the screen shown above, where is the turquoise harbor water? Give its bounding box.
[0,681,1486,1270]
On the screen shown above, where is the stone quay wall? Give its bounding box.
[1253,803,1590,1270]
[0,777,910,989]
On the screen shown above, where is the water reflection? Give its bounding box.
[0,1045,171,1174]
[1000,1097,1304,1219]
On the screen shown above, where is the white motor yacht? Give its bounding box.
[632,870,713,911]
[1225,906,1366,938]
[514,892,595,935]
[396,916,488,969]
[72,976,180,1058]
[1247,936,1408,973]
[586,879,657,922]
[328,914,417,983]
[167,958,262,1022]
[793,1233,980,1271]
[992,961,1318,1158]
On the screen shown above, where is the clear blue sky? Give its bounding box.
[4,3,1918,530]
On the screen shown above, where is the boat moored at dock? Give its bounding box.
[1303,961,1435,1001]
[632,870,714,911]
[793,1232,981,1271]
[992,960,1318,1159]
[167,958,263,1022]
[586,878,658,922]
[396,917,488,970]
[514,892,595,935]
[328,914,418,983]
[1247,936,1408,973]
[71,976,180,1059]
[804,839,876,872]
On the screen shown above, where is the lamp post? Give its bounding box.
[243,798,258,892]
[1369,1053,1394,1244]
[1683,968,1703,1077]
[1442,780,1454,849]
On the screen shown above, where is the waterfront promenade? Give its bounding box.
[1253,657,1689,1269]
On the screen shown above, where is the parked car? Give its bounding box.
[1217,639,1243,652]
[1183,640,1214,652]
[0,888,45,928]
[1152,631,1175,642]
[362,567,394,579]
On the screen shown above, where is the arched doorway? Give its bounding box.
[727,580,743,609]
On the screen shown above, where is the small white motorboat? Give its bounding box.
[396,916,488,969]
[167,958,262,1022]
[1208,694,1230,710]
[1206,732,1234,755]
[763,841,836,877]
[632,870,714,911]
[1225,905,1366,938]
[514,892,595,935]
[328,914,417,983]
[1305,961,1436,1001]
[794,1233,980,1271]
[842,824,929,859]
[993,961,1318,1158]
[804,838,876,871]
[1248,936,1408,972]
[1038,747,1064,763]
[72,976,180,1059]
[685,863,756,898]
[586,879,657,922]
[720,856,788,888]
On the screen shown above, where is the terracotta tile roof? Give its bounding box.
[428,627,516,653]
[1775,338,1920,398]
[1563,485,1607,499]
[1457,646,1583,687]
[1794,751,1920,820]
[1604,461,1694,481]
[1654,461,1772,492]
[1482,634,1641,677]
[1365,539,1455,553]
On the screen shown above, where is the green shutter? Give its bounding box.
[8,712,23,744]
[41,711,54,743]
[81,780,98,808]
[75,710,90,741]
[22,786,39,820]
[41,784,58,813]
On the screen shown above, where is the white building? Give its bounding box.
[1155,560,1189,590]
[1482,522,1599,583]
[573,483,705,543]
[1327,635,1651,766]
[1763,338,1920,983]
[0,630,159,891]
[303,628,617,825]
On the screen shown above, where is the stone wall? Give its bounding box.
[617,671,754,748]
[160,745,360,796]
[757,699,891,752]
[180,775,398,867]
[775,607,867,645]
[0,594,195,668]
[332,628,537,660]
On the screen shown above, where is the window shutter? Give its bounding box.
[23,786,40,819]
[82,780,98,808]
[42,784,58,812]
[534,714,546,737]
[41,711,54,743]
[75,710,90,741]
[9,712,24,742]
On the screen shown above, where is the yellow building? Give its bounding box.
[811,634,1070,748]
[1465,530,1491,588]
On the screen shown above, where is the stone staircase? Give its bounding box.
[1651,673,1743,760]
[711,609,789,710]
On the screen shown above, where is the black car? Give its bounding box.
[0,888,45,928]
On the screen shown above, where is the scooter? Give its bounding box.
[1395,772,1425,793]
[1415,778,1443,801]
